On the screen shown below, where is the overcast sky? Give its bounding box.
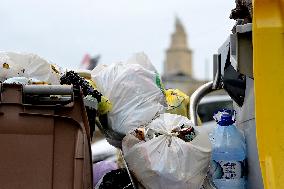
[0,0,235,80]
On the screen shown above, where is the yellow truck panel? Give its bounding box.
[253,0,284,188]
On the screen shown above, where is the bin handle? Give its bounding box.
[22,85,74,106]
[23,85,73,95]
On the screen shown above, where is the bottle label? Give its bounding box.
[211,160,246,180]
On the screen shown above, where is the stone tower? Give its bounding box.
[163,17,206,94]
[164,17,193,76]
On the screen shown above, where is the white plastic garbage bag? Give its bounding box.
[3,77,42,85]
[92,53,166,136]
[0,52,63,84]
[126,52,158,73]
[122,113,212,189]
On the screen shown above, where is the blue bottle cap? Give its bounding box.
[213,109,236,126]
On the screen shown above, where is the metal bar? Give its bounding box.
[189,81,214,126]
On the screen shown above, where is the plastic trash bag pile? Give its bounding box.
[89,53,212,189]
[0,51,213,189]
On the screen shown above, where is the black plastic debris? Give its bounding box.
[99,168,137,189]
[60,71,102,102]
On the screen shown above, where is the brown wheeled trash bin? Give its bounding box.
[0,84,93,189]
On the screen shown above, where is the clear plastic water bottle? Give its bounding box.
[210,109,247,189]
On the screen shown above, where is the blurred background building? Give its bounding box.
[162,17,207,95]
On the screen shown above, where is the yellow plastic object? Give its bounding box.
[253,0,284,188]
[165,89,202,125]
[97,96,112,115]
[166,89,190,118]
